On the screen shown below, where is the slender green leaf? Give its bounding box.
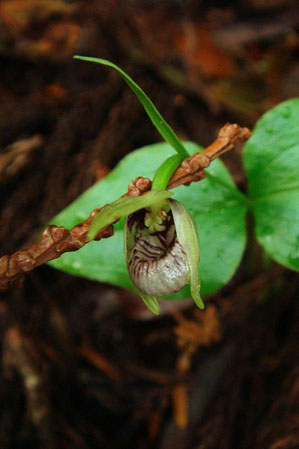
[243,98,299,271]
[74,56,189,157]
[49,142,247,297]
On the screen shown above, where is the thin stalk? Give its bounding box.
[151,154,186,191]
[147,154,187,231]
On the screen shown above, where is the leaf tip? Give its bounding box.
[73,55,91,62]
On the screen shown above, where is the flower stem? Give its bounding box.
[151,154,187,191]
[145,154,187,232]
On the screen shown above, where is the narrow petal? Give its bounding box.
[169,199,204,309]
[137,289,160,315]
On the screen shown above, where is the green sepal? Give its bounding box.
[169,199,204,309]
[88,190,172,240]
[137,290,160,315]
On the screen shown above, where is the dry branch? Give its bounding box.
[168,123,251,188]
[0,207,114,291]
[0,123,251,292]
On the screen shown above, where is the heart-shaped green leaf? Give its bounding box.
[49,142,247,297]
[243,98,299,271]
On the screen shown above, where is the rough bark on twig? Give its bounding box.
[0,123,251,292]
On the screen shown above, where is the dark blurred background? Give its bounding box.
[0,1,298,448]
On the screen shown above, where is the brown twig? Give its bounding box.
[0,207,114,291]
[167,123,251,188]
[0,123,251,292]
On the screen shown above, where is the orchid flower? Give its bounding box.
[75,55,204,315]
[88,191,204,315]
